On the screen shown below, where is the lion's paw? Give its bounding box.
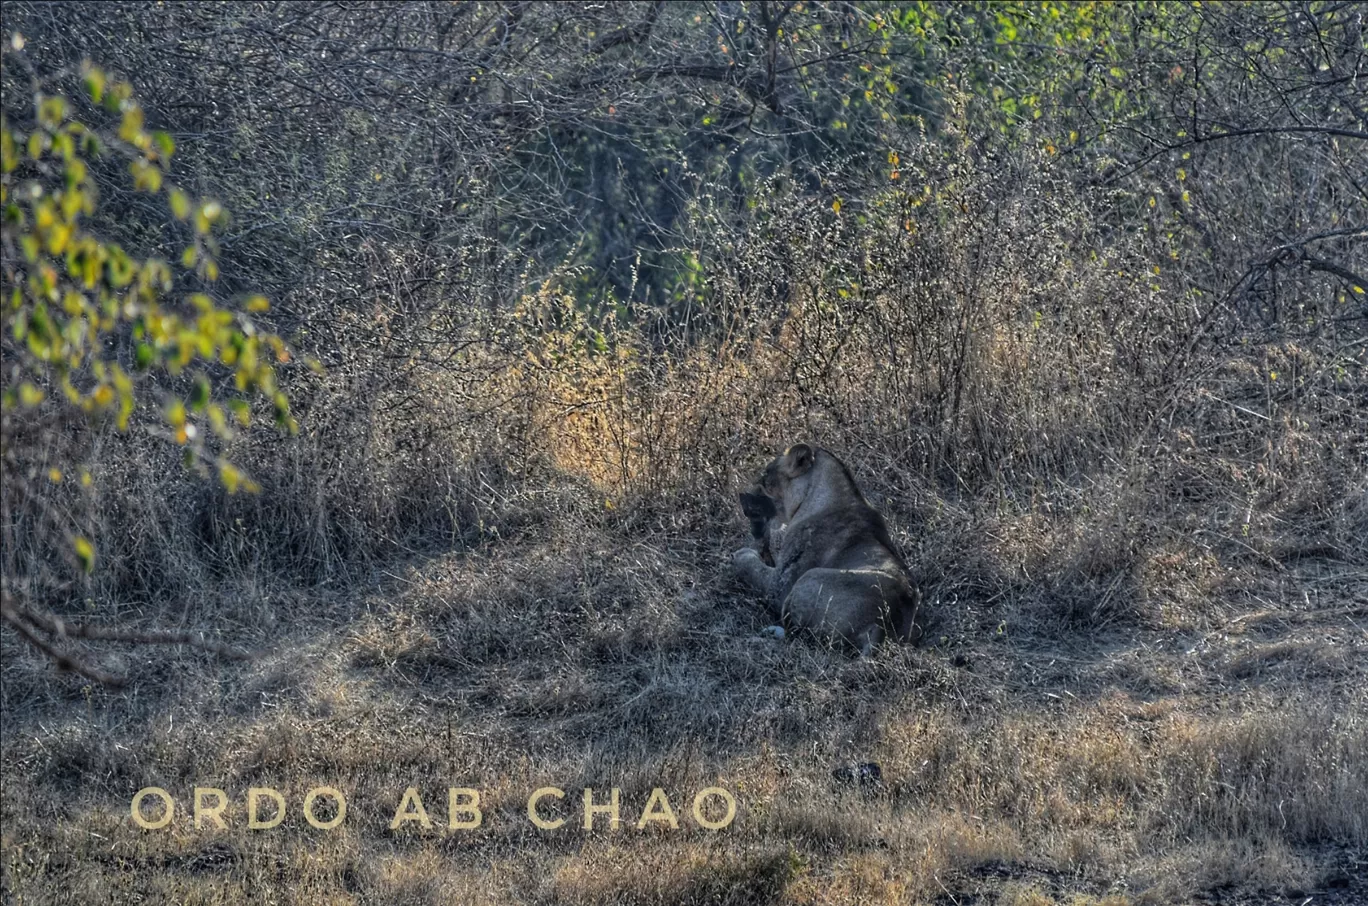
[732,547,762,570]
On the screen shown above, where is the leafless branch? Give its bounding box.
[1,588,255,686]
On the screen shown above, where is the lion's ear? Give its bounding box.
[783,444,815,477]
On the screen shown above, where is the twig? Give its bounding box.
[1,589,255,687]
[18,606,255,661]
[589,0,665,55]
[1108,125,1368,184]
[1199,389,1271,422]
[1,597,126,686]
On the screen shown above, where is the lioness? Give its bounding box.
[733,444,923,656]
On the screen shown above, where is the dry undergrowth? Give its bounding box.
[3,420,1364,904]
[3,148,1365,905]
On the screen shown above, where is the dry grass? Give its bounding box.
[3,477,1364,903]
[4,142,1366,905]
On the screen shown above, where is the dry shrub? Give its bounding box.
[6,119,1359,649]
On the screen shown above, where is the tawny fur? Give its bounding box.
[733,444,923,656]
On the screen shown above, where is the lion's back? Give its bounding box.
[800,501,905,571]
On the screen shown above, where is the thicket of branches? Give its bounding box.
[1,1,1364,680]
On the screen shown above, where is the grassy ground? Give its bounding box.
[3,158,1365,904]
[3,463,1365,904]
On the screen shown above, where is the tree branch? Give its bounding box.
[1108,125,1368,184]
[1,596,126,686]
[1302,254,1368,289]
[1,589,255,687]
[589,0,665,55]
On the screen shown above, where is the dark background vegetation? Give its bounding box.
[2,2,1365,904]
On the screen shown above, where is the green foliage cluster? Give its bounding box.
[1,53,298,572]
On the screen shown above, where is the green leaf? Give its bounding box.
[130,158,162,193]
[106,248,136,287]
[74,536,96,573]
[190,374,210,411]
[219,463,242,493]
[118,105,145,144]
[152,130,175,161]
[170,189,190,220]
[272,392,291,427]
[1,73,294,579]
[38,96,68,127]
[0,128,17,173]
[166,399,187,428]
[206,404,230,438]
[83,67,105,104]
